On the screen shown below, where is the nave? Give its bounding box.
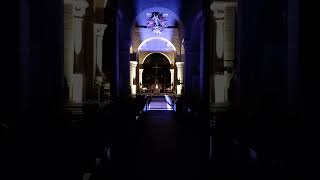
[91,109,208,180]
[2,94,301,180]
[7,0,304,179]
[60,97,263,180]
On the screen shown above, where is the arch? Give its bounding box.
[138,37,176,52]
[142,53,172,90]
[142,52,172,65]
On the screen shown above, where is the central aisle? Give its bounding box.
[148,96,173,110]
[135,110,208,179]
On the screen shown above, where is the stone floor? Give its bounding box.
[134,110,208,179]
[90,109,209,180]
[148,96,173,110]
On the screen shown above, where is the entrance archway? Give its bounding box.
[129,6,185,96]
[142,53,171,94]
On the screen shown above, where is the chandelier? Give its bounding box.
[147,12,168,35]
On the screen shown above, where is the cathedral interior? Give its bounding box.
[1,0,307,179]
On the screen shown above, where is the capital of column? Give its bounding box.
[130,61,138,67]
[95,76,104,83]
[210,1,237,19]
[210,2,225,19]
[176,62,184,68]
[94,23,108,37]
[73,0,89,18]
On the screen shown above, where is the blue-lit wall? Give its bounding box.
[113,0,208,99]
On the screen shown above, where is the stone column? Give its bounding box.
[210,2,224,104]
[70,0,89,102]
[211,1,225,103]
[64,1,75,101]
[72,74,83,102]
[170,69,174,90]
[176,62,184,84]
[93,23,107,77]
[214,74,226,103]
[210,1,237,104]
[176,62,184,95]
[139,68,144,88]
[74,0,89,55]
[224,4,237,102]
[130,61,138,95]
[211,2,225,59]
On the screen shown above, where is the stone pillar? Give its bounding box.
[72,74,83,102]
[214,75,226,103]
[64,1,75,101]
[176,62,184,85]
[210,1,237,104]
[224,5,236,61]
[170,69,174,90]
[224,4,237,102]
[139,68,144,88]
[176,62,184,95]
[211,2,225,59]
[93,23,107,76]
[74,0,89,55]
[130,61,138,95]
[71,0,89,102]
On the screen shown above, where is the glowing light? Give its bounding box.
[177,84,182,95]
[130,44,133,54]
[130,61,138,95]
[133,5,184,41]
[138,37,176,52]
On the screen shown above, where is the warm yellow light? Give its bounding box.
[156,84,158,89]
[130,44,133,54]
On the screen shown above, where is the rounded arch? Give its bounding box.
[138,37,176,52]
[142,52,172,65]
[141,53,172,89]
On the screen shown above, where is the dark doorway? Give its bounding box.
[142,53,171,93]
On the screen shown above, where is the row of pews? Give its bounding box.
[64,95,148,179]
